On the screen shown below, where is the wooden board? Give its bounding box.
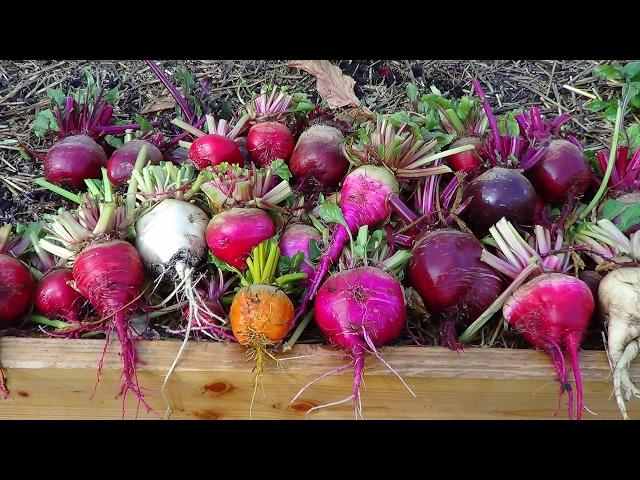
[0,337,636,420]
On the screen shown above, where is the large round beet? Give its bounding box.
[0,254,35,327]
[290,125,349,188]
[44,135,108,189]
[525,139,591,203]
[408,229,503,326]
[462,167,538,235]
[106,140,163,185]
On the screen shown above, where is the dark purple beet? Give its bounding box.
[407,229,503,349]
[525,139,591,204]
[462,167,538,236]
[578,270,602,311]
[44,135,108,189]
[106,140,163,186]
[290,125,349,188]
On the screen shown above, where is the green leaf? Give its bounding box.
[602,199,628,221]
[623,61,640,81]
[356,225,369,249]
[32,109,59,137]
[319,203,348,230]
[269,159,292,181]
[604,104,619,122]
[308,238,322,261]
[481,236,498,247]
[105,86,120,104]
[593,63,623,81]
[317,193,325,205]
[387,111,412,127]
[176,68,196,96]
[207,251,237,272]
[46,88,66,106]
[627,123,640,151]
[406,83,418,103]
[618,204,640,232]
[134,114,153,133]
[457,96,471,121]
[278,254,292,275]
[294,102,315,112]
[584,99,608,112]
[631,95,640,110]
[19,148,31,161]
[104,135,124,149]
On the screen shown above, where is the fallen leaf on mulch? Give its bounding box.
[140,94,176,114]
[335,106,374,124]
[289,60,360,109]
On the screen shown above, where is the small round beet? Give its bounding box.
[188,134,244,170]
[106,140,163,185]
[246,122,295,167]
[290,125,349,188]
[526,139,591,203]
[447,137,484,173]
[463,167,539,235]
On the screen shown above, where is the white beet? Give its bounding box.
[599,266,640,419]
[135,198,209,279]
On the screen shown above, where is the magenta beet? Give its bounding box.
[34,269,84,323]
[0,254,35,328]
[106,140,163,185]
[314,266,406,414]
[462,167,538,235]
[525,139,591,203]
[290,125,349,187]
[408,229,503,349]
[503,273,593,419]
[205,208,276,270]
[44,135,108,189]
[247,122,295,167]
[188,134,244,170]
[279,224,321,280]
[296,165,399,322]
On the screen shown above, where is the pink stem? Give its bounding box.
[352,345,365,417]
[290,225,349,331]
[565,335,584,421]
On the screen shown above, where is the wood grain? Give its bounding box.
[0,338,636,419]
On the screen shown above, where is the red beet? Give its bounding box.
[0,254,35,328]
[462,167,539,235]
[44,135,108,189]
[73,240,152,413]
[447,137,483,173]
[188,134,244,170]
[246,122,295,167]
[408,229,503,349]
[106,140,163,185]
[526,139,591,203]
[290,125,349,187]
[205,208,276,270]
[503,273,593,419]
[34,269,84,323]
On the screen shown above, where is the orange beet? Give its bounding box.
[230,285,294,345]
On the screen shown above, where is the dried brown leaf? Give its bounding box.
[140,94,176,114]
[288,60,360,109]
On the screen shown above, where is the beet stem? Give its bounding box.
[566,335,584,420]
